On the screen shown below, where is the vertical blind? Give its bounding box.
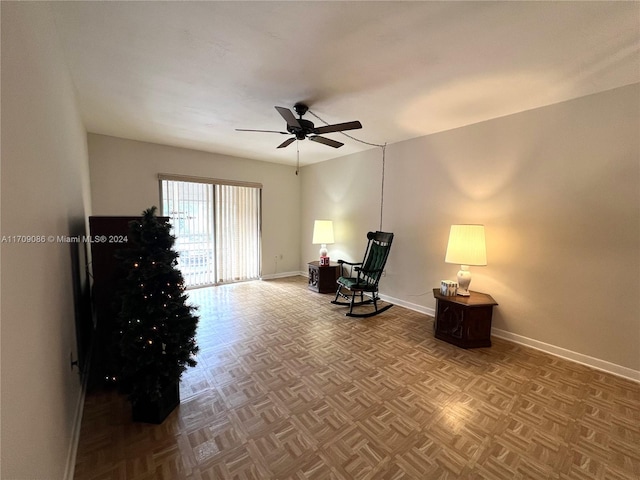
[160,175,261,288]
[215,184,261,284]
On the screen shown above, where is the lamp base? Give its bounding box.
[319,244,330,266]
[456,266,472,296]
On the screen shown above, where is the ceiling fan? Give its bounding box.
[236,103,362,149]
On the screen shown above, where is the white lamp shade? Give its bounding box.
[312,220,335,245]
[445,225,487,266]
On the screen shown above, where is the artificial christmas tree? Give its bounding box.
[115,206,199,423]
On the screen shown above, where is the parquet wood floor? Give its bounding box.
[74,277,640,479]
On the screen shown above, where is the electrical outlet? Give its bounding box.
[70,352,78,370]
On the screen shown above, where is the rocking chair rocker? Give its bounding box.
[332,231,394,318]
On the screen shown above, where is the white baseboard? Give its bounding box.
[263,279,639,383]
[491,328,640,383]
[260,271,305,280]
[378,293,435,317]
[380,293,639,383]
[64,372,88,480]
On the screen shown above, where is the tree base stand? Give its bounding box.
[131,382,180,424]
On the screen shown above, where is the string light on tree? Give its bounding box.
[114,206,199,410]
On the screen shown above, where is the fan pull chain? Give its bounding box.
[296,140,300,175]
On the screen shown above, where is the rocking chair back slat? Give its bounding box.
[362,241,390,285]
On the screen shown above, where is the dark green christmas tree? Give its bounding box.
[115,206,199,404]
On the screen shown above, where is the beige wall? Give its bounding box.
[1,3,92,478]
[1,8,636,480]
[88,134,302,278]
[301,84,640,375]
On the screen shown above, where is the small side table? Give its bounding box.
[432,289,498,348]
[308,261,340,294]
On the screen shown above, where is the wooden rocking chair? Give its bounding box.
[331,231,394,318]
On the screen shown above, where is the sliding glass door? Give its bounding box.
[160,176,261,288]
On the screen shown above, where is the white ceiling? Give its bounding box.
[50,1,639,166]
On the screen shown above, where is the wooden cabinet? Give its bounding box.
[88,216,138,385]
[432,289,498,348]
[308,261,341,294]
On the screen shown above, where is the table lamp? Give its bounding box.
[445,224,487,296]
[312,220,334,266]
